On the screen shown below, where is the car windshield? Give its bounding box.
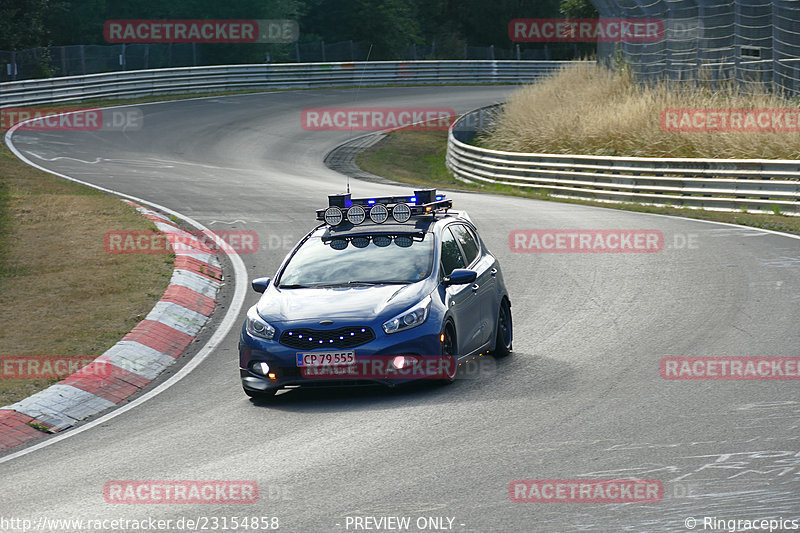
[278,233,434,287]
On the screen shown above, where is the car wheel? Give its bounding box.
[493,299,512,357]
[243,387,277,400]
[439,322,457,384]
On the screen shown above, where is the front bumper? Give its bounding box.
[239,322,444,392]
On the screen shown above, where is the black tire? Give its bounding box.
[439,322,458,384]
[493,299,513,357]
[243,387,277,400]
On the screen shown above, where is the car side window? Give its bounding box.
[449,224,480,266]
[440,227,466,276]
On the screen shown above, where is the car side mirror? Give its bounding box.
[251,277,271,293]
[443,269,477,286]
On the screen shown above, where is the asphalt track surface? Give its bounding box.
[2,86,800,532]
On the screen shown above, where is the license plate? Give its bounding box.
[296,351,355,367]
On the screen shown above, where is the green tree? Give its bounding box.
[0,0,53,49]
[560,0,599,18]
[300,0,419,59]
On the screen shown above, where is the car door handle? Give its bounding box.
[490,268,497,277]
[472,284,480,291]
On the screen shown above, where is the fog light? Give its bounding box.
[251,361,270,376]
[392,355,418,369]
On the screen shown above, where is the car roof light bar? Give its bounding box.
[316,189,452,226]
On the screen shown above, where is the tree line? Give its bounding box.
[2,0,597,60]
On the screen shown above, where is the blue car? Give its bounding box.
[238,189,512,398]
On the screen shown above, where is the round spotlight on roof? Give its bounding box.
[369,203,388,224]
[330,238,348,250]
[392,203,411,223]
[324,207,343,226]
[395,236,413,248]
[351,236,370,248]
[347,205,366,225]
[373,235,391,247]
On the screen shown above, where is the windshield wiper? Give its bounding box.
[278,284,312,289]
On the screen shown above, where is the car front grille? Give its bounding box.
[279,326,376,350]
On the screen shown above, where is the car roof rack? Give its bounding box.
[316,188,453,227]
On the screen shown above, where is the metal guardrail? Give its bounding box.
[0,60,586,107]
[447,105,800,216]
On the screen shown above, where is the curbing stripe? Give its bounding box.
[121,320,195,358]
[161,285,216,317]
[174,257,223,280]
[7,384,117,431]
[176,252,221,265]
[61,363,151,404]
[0,411,42,449]
[171,268,222,295]
[0,201,222,450]
[99,342,179,381]
[144,301,209,337]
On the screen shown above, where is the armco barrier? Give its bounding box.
[0,60,588,107]
[447,105,800,216]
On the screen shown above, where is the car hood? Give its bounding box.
[256,281,431,323]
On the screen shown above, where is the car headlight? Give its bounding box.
[382,295,431,334]
[246,306,275,340]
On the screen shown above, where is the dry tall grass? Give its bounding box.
[483,63,800,159]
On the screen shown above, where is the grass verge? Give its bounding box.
[481,63,800,159]
[0,140,174,406]
[356,129,800,237]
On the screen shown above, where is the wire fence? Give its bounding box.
[0,40,581,82]
[593,0,800,95]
